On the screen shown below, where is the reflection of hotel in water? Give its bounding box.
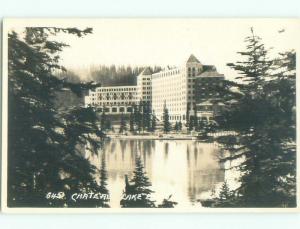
[102,140,155,182]
[88,139,225,207]
[186,143,225,203]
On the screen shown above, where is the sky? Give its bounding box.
[7,19,300,81]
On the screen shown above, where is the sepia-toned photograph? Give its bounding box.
[1,19,299,212]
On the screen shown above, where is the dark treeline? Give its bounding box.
[56,70,82,83]
[54,71,85,110]
[56,65,163,86]
[88,65,162,86]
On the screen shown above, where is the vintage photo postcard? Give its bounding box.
[1,18,300,213]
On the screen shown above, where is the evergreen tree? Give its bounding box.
[119,113,127,133]
[186,104,190,127]
[106,119,112,131]
[188,116,194,132]
[174,122,179,132]
[143,102,152,131]
[218,181,233,201]
[8,27,104,207]
[214,181,236,207]
[129,111,135,132]
[193,116,199,132]
[174,121,182,132]
[120,155,156,208]
[163,102,171,133]
[227,27,272,86]
[142,102,147,132]
[150,111,157,132]
[136,102,143,133]
[158,195,178,208]
[133,104,139,128]
[213,28,296,207]
[178,121,182,132]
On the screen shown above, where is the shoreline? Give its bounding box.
[105,131,237,141]
[106,134,200,141]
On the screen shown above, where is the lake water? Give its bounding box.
[89,139,229,208]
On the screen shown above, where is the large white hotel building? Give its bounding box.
[85,54,225,123]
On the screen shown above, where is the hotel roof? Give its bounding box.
[139,67,152,75]
[187,54,201,63]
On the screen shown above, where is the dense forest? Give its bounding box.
[88,65,162,86]
[56,65,162,86]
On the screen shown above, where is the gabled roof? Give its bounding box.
[187,54,200,63]
[139,67,152,76]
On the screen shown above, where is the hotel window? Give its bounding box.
[112,107,117,112]
[127,107,132,112]
[119,107,125,112]
[104,108,110,112]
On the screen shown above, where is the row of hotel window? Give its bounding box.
[166,115,215,122]
[96,107,133,113]
[90,95,134,100]
[96,87,137,92]
[90,93,135,98]
[90,102,135,106]
[153,69,181,77]
[160,115,186,121]
[91,91,220,102]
